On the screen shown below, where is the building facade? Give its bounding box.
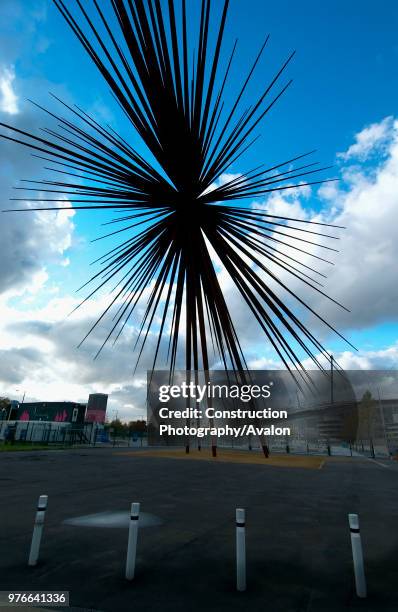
[85,393,108,423]
[17,401,86,424]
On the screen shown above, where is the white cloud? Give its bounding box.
[0,66,18,115]
[239,117,398,337]
[247,356,282,369]
[210,115,398,368]
[337,116,394,161]
[312,117,398,331]
[301,343,398,371]
[0,68,76,298]
[253,181,313,220]
[201,172,243,196]
[0,291,159,420]
[0,197,75,297]
[0,264,186,420]
[0,2,80,297]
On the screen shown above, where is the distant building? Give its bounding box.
[1,394,109,444]
[85,393,108,423]
[18,401,86,424]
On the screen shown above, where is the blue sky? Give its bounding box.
[0,0,398,417]
[6,0,397,252]
[5,3,397,247]
[8,0,398,160]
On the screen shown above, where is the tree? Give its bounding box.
[0,397,11,420]
[128,420,147,434]
[107,419,128,437]
[341,404,359,445]
[358,391,377,455]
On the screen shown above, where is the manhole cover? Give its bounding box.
[64,511,163,528]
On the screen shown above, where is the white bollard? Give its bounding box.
[348,513,367,598]
[126,502,140,580]
[28,495,48,567]
[236,508,246,591]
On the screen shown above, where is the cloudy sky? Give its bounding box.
[0,0,397,420]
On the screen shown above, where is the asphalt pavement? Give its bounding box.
[1,447,398,611]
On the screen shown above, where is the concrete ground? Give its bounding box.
[1,447,398,612]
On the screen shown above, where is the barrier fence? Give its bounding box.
[0,419,394,458]
[0,420,95,446]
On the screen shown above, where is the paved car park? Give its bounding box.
[1,448,397,611]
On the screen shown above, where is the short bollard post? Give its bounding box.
[236,508,246,592]
[348,513,367,598]
[28,495,48,566]
[126,502,140,580]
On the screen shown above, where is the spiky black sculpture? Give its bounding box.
[1,0,353,456]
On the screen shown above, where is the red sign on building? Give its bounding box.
[85,394,108,423]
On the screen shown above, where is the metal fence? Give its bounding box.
[0,420,97,446]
